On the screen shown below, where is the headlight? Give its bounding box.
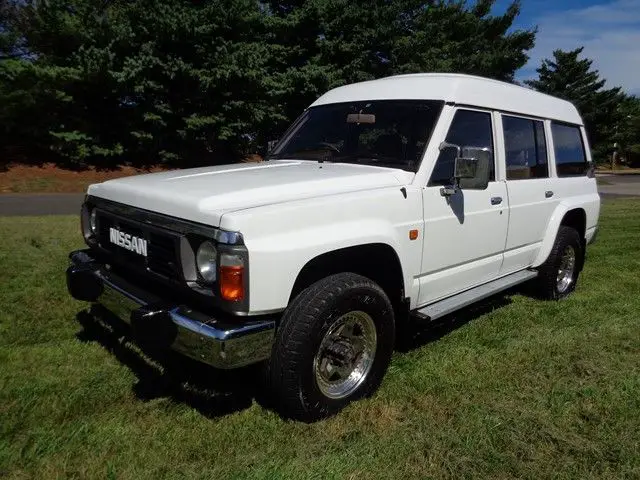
[196,241,218,283]
[80,203,97,244]
[89,208,98,235]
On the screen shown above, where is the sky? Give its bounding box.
[493,0,640,95]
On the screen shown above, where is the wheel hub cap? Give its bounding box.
[556,245,576,294]
[313,311,377,399]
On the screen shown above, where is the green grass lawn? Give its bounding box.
[1,200,639,479]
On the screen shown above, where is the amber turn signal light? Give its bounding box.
[220,265,244,301]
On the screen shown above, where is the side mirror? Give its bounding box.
[438,143,492,197]
[458,147,491,190]
[454,155,478,180]
[438,141,462,197]
[439,141,461,157]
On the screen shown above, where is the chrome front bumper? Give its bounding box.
[66,250,275,369]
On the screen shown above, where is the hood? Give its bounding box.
[88,160,414,226]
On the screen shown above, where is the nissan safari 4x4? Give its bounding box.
[67,74,600,421]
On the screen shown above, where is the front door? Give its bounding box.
[418,108,509,306]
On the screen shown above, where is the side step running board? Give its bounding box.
[413,270,538,322]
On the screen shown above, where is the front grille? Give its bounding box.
[96,211,182,281]
[147,231,180,279]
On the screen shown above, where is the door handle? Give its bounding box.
[545,190,554,198]
[491,196,503,205]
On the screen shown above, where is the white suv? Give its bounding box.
[67,73,600,420]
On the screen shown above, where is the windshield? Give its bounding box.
[269,100,444,172]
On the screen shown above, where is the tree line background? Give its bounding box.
[1,0,639,170]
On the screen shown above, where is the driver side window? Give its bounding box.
[428,109,495,186]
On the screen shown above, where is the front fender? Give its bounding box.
[244,220,409,314]
[219,187,424,315]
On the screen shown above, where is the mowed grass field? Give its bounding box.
[1,200,639,479]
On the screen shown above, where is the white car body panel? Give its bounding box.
[311,73,582,124]
[532,188,600,268]
[502,177,560,271]
[84,73,600,316]
[418,181,509,305]
[88,160,412,227]
[220,186,424,312]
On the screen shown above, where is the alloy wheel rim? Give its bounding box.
[556,245,576,294]
[313,311,377,400]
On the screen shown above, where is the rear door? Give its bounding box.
[418,107,509,306]
[501,114,560,273]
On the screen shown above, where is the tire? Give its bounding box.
[535,226,584,300]
[267,272,395,422]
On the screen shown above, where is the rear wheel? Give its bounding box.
[535,226,583,300]
[267,273,395,421]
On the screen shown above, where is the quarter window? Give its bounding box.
[551,123,588,176]
[429,109,495,186]
[503,115,549,180]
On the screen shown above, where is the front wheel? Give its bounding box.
[267,273,395,421]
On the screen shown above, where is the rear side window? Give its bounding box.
[429,109,495,186]
[551,123,588,176]
[503,115,548,180]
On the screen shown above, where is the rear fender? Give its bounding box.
[532,194,599,267]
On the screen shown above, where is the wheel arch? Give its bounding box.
[561,208,586,239]
[533,205,587,268]
[289,243,408,316]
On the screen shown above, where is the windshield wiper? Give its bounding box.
[330,154,409,170]
[267,145,341,161]
[331,154,379,164]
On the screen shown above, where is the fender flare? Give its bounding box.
[532,200,586,268]
[282,223,410,297]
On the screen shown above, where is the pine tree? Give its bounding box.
[525,47,623,162]
[262,0,535,142]
[2,0,536,168]
[5,0,275,167]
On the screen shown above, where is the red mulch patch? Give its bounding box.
[0,156,264,194]
[0,163,169,194]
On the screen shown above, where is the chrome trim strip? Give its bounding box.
[233,307,286,317]
[70,251,274,369]
[97,270,149,311]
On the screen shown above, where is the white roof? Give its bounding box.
[310,73,583,125]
